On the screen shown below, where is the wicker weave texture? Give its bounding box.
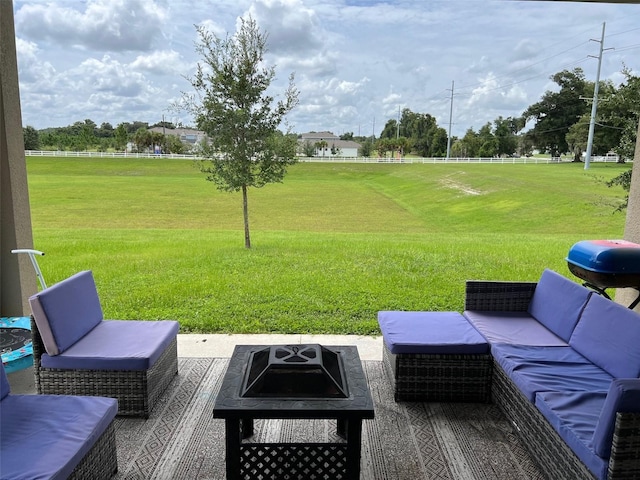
[383,343,492,402]
[31,316,178,417]
[68,421,118,480]
[609,412,640,479]
[464,281,537,311]
[492,361,597,479]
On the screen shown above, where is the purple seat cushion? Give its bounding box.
[463,311,568,346]
[592,379,640,458]
[378,311,488,354]
[492,344,613,402]
[535,390,608,479]
[41,319,179,371]
[0,393,117,480]
[527,269,592,342]
[570,293,640,378]
[29,270,103,355]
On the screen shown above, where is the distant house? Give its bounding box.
[149,127,207,148]
[299,131,361,158]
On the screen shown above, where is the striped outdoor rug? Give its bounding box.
[113,357,545,479]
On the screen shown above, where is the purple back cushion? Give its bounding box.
[570,293,640,378]
[0,363,10,400]
[528,269,591,342]
[592,379,640,458]
[31,270,103,355]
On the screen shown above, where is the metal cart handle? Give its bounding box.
[11,249,47,290]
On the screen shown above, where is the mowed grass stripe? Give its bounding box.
[25,157,630,334]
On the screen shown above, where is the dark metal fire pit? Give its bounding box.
[213,344,374,480]
[241,344,348,398]
[567,239,640,309]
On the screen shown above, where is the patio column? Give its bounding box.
[617,121,640,312]
[0,0,37,316]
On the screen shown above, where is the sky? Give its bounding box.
[11,0,640,138]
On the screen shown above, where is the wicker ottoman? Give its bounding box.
[378,311,491,402]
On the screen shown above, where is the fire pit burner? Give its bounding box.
[241,344,348,398]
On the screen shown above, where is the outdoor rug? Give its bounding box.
[113,357,545,479]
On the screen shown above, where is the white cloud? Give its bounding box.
[16,38,56,84]
[12,0,640,137]
[15,0,168,52]
[277,52,338,77]
[382,92,402,107]
[467,73,528,110]
[246,0,325,54]
[130,51,190,75]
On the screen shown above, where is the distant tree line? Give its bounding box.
[22,67,639,162]
[22,119,192,154]
[368,67,638,161]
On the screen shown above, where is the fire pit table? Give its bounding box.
[213,344,375,480]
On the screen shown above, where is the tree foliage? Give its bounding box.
[600,66,640,161]
[359,138,374,157]
[181,17,299,248]
[607,169,632,211]
[23,125,40,150]
[524,68,589,157]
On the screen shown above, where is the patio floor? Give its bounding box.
[6,334,545,479]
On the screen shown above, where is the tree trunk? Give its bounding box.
[242,184,251,249]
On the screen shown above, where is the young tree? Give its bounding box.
[359,138,373,157]
[314,140,328,157]
[301,139,316,157]
[182,17,298,248]
[114,123,129,151]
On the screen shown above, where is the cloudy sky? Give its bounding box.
[12,0,640,138]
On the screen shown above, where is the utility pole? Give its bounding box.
[584,22,606,170]
[446,80,454,160]
[396,105,400,139]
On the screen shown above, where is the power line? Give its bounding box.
[456,41,592,92]
[453,57,591,99]
[441,23,636,104]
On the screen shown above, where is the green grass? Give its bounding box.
[26,157,631,334]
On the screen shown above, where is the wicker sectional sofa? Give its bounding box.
[0,362,118,479]
[380,269,640,479]
[463,269,640,480]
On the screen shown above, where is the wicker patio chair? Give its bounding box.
[29,270,179,417]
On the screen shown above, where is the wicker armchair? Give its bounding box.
[29,270,179,417]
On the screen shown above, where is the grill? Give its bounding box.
[567,239,640,309]
[241,344,348,398]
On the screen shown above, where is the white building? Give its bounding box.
[299,132,361,158]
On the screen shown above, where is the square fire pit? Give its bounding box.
[214,344,375,480]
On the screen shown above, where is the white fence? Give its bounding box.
[24,150,628,164]
[25,150,197,160]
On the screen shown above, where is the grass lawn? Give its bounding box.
[26,157,631,334]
